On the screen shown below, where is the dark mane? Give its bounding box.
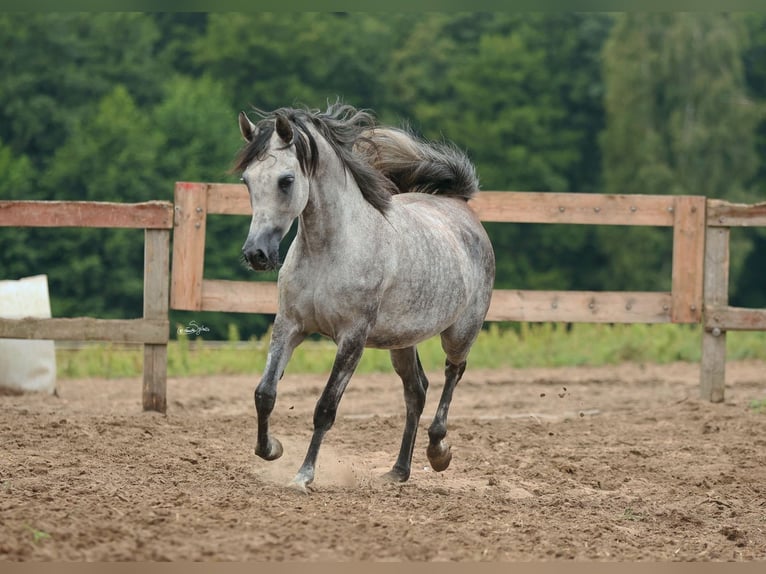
[233,103,396,213]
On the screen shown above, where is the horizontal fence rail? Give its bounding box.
[0,200,174,229]
[0,200,172,412]
[0,317,169,344]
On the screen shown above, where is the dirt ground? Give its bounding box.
[2,360,766,561]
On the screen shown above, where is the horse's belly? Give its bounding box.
[364,325,442,350]
[365,287,467,349]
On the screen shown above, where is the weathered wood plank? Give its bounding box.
[700,227,730,403]
[470,192,677,226]
[705,305,766,331]
[0,317,169,344]
[170,183,208,311]
[206,183,250,215]
[143,229,170,413]
[203,184,683,226]
[707,199,766,227]
[199,280,675,324]
[0,201,173,229]
[144,229,171,319]
[486,290,673,323]
[201,279,279,314]
[670,196,706,324]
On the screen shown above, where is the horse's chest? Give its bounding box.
[280,268,380,336]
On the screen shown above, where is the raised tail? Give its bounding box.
[355,127,479,200]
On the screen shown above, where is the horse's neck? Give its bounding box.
[298,146,381,250]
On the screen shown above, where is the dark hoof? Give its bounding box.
[427,442,452,472]
[381,467,410,483]
[254,437,283,461]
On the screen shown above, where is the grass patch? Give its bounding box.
[55,322,766,380]
[25,526,51,544]
[621,508,646,522]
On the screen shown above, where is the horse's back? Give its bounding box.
[390,193,494,279]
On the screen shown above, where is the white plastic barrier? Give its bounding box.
[0,274,57,394]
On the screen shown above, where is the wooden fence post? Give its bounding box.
[700,226,729,402]
[670,196,706,324]
[143,228,170,413]
[170,183,208,311]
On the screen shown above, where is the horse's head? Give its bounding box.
[237,111,310,271]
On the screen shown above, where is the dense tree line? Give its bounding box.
[1,13,763,339]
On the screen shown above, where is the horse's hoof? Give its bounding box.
[381,467,409,483]
[254,437,283,461]
[427,442,452,472]
[287,475,312,495]
[287,480,309,495]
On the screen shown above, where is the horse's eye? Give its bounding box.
[278,174,295,192]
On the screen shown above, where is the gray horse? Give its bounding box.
[235,103,495,493]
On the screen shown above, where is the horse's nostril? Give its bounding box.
[244,248,271,269]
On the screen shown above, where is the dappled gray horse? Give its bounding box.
[235,103,495,492]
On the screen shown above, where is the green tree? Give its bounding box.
[601,13,762,299]
[735,13,766,308]
[152,74,240,186]
[0,141,38,282]
[193,13,412,114]
[35,86,164,318]
[602,13,759,200]
[0,13,164,172]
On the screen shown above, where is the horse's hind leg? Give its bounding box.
[383,346,429,483]
[426,358,465,471]
[426,321,479,472]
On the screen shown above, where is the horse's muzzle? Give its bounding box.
[242,229,282,271]
[244,248,279,271]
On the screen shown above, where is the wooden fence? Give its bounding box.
[2,188,764,413]
[171,183,706,325]
[700,200,766,401]
[0,200,172,412]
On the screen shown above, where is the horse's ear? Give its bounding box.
[275,114,294,144]
[238,111,258,143]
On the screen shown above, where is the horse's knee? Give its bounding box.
[445,359,466,379]
[404,389,426,417]
[254,386,276,415]
[313,402,337,432]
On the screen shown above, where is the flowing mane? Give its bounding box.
[233,103,480,213]
[233,103,396,213]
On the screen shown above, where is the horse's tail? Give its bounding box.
[355,127,479,200]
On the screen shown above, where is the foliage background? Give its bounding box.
[1,13,764,339]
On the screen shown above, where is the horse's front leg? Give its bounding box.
[289,330,367,493]
[254,316,304,461]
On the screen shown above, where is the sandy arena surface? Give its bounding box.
[2,360,766,561]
